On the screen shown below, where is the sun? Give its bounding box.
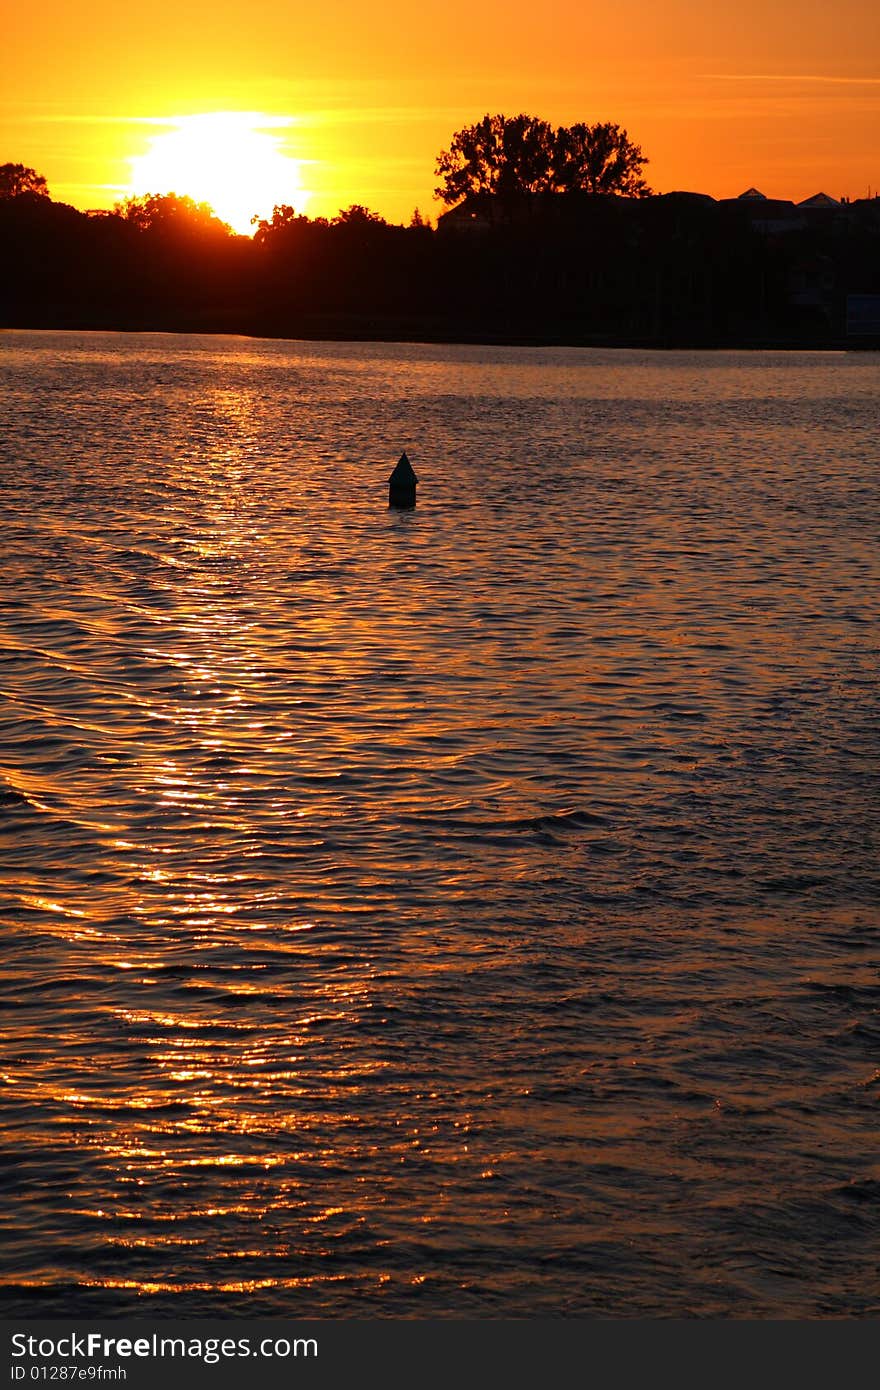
[128,113,308,235]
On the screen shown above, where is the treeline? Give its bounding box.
[1,166,878,346]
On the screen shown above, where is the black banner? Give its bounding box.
[2,1320,877,1390]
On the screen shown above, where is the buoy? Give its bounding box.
[389,451,418,509]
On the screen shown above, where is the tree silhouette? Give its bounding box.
[435,115,651,206]
[251,204,321,245]
[554,122,650,196]
[0,163,49,198]
[434,114,556,206]
[113,192,232,238]
[333,204,388,227]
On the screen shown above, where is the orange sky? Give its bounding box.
[4,0,879,227]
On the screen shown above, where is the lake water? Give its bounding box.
[0,331,878,1317]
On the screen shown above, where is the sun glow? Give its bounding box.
[128,113,308,234]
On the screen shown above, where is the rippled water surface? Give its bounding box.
[1,331,878,1317]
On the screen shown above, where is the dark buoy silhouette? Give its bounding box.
[389,451,418,509]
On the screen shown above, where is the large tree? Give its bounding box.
[0,163,49,199]
[553,122,650,197]
[113,192,232,237]
[333,204,388,227]
[434,113,556,206]
[434,115,650,206]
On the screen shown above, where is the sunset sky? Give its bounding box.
[4,0,879,229]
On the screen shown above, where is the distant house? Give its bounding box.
[657,191,716,205]
[437,189,641,234]
[436,195,496,234]
[797,193,848,229]
[798,192,840,209]
[849,195,880,229]
[720,188,804,234]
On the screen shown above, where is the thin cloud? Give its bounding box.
[25,113,303,127]
[265,106,474,127]
[19,108,463,131]
[706,74,880,84]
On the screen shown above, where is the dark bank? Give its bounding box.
[2,159,879,349]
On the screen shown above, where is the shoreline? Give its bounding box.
[3,315,874,352]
